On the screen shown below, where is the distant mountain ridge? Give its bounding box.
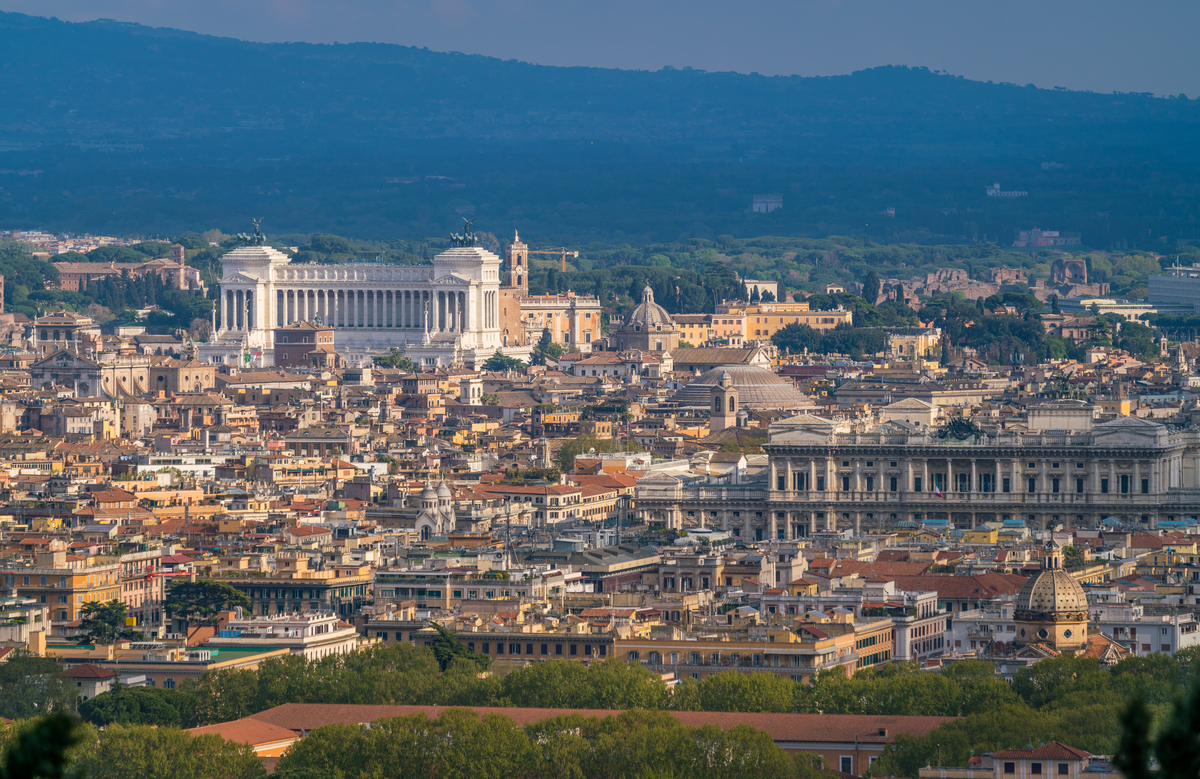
[1,11,1197,161]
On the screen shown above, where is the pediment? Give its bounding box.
[430,273,470,285]
[223,272,262,285]
[33,351,98,369]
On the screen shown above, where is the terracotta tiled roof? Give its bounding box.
[992,742,1091,760]
[187,717,299,747]
[248,703,955,744]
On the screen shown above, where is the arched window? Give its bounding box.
[714,397,721,413]
[729,397,736,412]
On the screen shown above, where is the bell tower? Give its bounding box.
[505,230,528,292]
[710,371,738,433]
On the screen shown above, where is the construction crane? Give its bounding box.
[527,247,580,273]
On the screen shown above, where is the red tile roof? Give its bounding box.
[992,742,1091,760]
[248,703,955,745]
[66,663,115,679]
[188,717,299,747]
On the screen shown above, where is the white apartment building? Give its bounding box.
[204,610,360,660]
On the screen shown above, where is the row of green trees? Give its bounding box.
[0,707,838,779]
[0,717,263,779]
[274,708,834,779]
[73,646,1200,778]
[23,640,1200,778]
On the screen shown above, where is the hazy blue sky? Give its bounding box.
[3,0,1197,96]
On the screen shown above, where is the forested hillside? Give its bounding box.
[0,12,1199,247]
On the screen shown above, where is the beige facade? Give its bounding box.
[721,302,854,341]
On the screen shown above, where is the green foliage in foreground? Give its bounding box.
[273,708,836,779]
[0,718,263,779]
[74,641,1200,779]
[869,651,1200,778]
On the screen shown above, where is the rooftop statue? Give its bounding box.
[449,216,478,247]
[938,416,985,442]
[233,217,266,247]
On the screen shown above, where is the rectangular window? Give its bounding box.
[1052,478,1060,493]
[1004,763,1016,775]
[482,642,490,654]
[1076,478,1084,493]
[555,643,563,656]
[816,477,825,491]
[1101,478,1109,494]
[842,476,850,491]
[777,475,786,490]
[1028,477,1036,493]
[1032,763,1043,775]
[866,476,874,491]
[569,644,578,656]
[1142,478,1149,494]
[541,643,549,655]
[1058,764,1069,776]
[914,477,922,492]
[1003,477,1011,493]
[890,476,897,491]
[841,758,853,774]
[1121,475,1130,494]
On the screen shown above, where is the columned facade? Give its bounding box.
[634,412,1200,538]
[200,245,503,368]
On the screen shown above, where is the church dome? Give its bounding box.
[1015,569,1088,616]
[623,286,675,330]
[437,480,452,498]
[669,365,815,410]
[420,482,438,499]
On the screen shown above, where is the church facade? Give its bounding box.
[199,243,505,368]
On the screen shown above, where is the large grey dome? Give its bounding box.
[669,365,814,410]
[623,286,675,330]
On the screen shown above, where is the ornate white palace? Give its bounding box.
[198,243,504,368]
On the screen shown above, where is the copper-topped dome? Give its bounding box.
[1015,568,1088,616]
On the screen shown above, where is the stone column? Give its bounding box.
[971,460,978,494]
[995,460,1002,496]
[1134,461,1141,496]
[947,459,953,496]
[770,512,778,541]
